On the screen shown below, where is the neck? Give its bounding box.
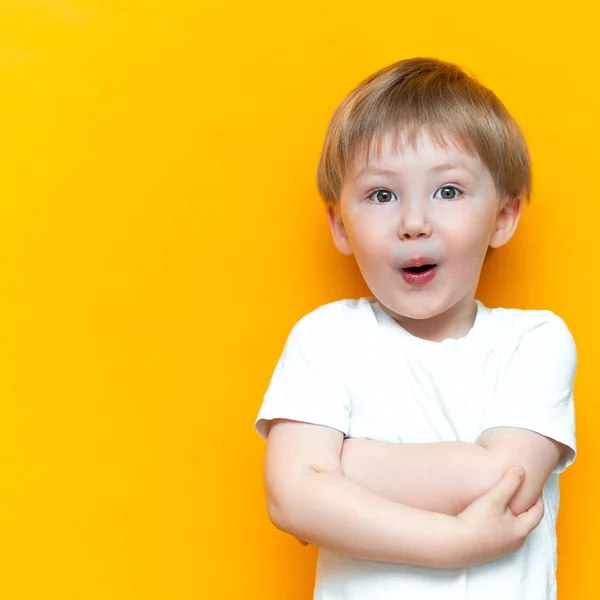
[380,295,478,342]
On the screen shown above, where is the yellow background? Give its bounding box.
[0,1,597,598]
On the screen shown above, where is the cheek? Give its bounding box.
[348,229,390,268]
[446,215,495,263]
[345,215,388,255]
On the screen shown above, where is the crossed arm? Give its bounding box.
[264,421,564,568]
[263,314,575,569]
[340,426,566,516]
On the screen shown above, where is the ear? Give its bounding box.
[326,204,353,256]
[489,196,524,249]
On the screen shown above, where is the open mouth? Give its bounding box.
[400,261,438,285]
[402,264,436,274]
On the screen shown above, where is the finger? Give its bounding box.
[295,537,309,546]
[517,496,544,531]
[485,466,525,506]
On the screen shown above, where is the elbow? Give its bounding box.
[266,494,289,532]
[265,486,299,534]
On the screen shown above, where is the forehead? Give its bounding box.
[349,129,487,181]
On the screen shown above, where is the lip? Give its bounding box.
[399,260,438,286]
[400,257,437,269]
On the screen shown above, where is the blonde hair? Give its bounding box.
[317,57,531,205]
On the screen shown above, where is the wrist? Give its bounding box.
[408,514,471,569]
[434,515,473,568]
[449,516,478,568]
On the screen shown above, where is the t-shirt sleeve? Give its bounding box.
[254,308,352,439]
[480,313,577,474]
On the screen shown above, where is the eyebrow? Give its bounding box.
[352,167,397,180]
[353,162,479,180]
[430,162,479,176]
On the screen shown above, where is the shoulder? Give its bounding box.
[486,304,573,338]
[483,304,576,360]
[287,297,378,350]
[290,297,377,334]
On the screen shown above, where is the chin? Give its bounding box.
[380,299,447,322]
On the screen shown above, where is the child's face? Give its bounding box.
[327,129,522,334]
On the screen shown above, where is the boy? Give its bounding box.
[255,57,576,599]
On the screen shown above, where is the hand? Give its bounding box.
[454,466,544,566]
[295,536,309,546]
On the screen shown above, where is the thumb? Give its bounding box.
[485,466,525,507]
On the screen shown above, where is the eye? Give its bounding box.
[369,189,397,203]
[434,185,462,200]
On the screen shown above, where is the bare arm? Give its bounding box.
[341,429,565,516]
[265,419,543,568]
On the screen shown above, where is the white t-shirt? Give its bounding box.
[255,298,577,600]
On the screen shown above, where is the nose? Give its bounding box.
[397,199,432,240]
